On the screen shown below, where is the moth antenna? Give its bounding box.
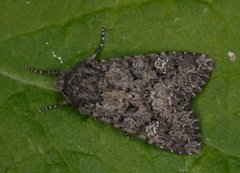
[89,27,107,60]
[25,66,62,76]
[38,100,68,112]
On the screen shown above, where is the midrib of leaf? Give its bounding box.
[0,70,57,91]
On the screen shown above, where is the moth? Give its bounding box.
[26,27,214,154]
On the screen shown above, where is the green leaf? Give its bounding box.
[1,0,240,172]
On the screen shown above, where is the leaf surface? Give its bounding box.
[0,0,240,172]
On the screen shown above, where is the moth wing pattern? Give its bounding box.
[58,51,213,154]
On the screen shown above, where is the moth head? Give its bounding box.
[25,66,68,112]
[56,74,65,91]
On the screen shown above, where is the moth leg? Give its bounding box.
[38,100,68,112]
[25,66,62,76]
[89,27,106,60]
